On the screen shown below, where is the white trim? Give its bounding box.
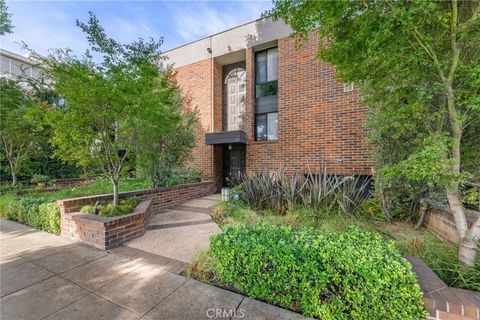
[343,83,354,92]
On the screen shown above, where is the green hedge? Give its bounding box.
[210,225,426,320]
[6,197,60,234]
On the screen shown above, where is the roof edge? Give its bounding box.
[163,17,267,54]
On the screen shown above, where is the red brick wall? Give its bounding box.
[58,181,215,249]
[174,60,214,181]
[173,33,372,184]
[426,207,475,244]
[245,34,371,175]
[63,199,153,250]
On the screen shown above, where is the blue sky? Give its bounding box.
[1,0,273,57]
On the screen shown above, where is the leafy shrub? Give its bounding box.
[210,225,426,319]
[337,176,372,214]
[461,184,479,210]
[150,168,203,188]
[31,174,51,184]
[0,183,24,194]
[166,168,202,186]
[236,165,372,214]
[6,197,60,234]
[80,197,140,218]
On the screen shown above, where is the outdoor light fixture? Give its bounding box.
[221,187,230,201]
[228,144,233,151]
[207,47,212,54]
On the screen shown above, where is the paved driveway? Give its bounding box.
[0,219,304,320]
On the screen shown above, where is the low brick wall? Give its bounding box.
[66,199,153,250]
[426,207,476,244]
[58,181,214,249]
[54,178,91,186]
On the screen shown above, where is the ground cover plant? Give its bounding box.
[205,224,426,319]
[204,199,480,292]
[0,178,148,232]
[80,197,140,218]
[4,197,60,234]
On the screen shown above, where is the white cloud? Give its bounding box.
[0,1,273,57]
[0,2,88,56]
[171,1,272,44]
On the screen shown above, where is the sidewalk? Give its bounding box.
[122,194,222,263]
[0,218,304,320]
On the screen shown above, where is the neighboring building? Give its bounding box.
[0,49,42,79]
[164,18,372,190]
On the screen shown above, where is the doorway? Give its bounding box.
[223,144,245,187]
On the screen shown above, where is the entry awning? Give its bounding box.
[205,130,247,145]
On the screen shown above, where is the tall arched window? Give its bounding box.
[225,68,246,131]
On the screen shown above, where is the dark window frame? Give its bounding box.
[254,47,278,141]
[255,112,278,141]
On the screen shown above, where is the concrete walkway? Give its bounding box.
[0,214,303,319]
[121,194,222,264]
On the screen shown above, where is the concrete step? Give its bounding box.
[170,204,211,215]
[181,198,217,209]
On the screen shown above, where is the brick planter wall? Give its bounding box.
[58,181,214,249]
[65,199,153,250]
[426,207,476,244]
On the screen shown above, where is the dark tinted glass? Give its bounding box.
[255,81,278,98]
[255,114,267,141]
[255,51,267,83]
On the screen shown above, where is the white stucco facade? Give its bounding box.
[162,19,292,68]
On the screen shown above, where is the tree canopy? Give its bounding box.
[268,0,480,266]
[41,12,182,205]
[0,78,37,185]
[0,0,13,36]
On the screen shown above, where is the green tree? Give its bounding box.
[24,93,81,180]
[41,12,180,205]
[138,106,198,187]
[0,78,36,184]
[268,0,480,266]
[0,0,13,36]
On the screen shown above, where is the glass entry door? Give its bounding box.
[223,144,245,187]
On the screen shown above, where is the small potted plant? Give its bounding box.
[31,174,51,187]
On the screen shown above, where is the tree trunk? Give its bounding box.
[459,237,477,268]
[415,198,428,229]
[9,161,17,186]
[444,74,477,265]
[112,179,119,206]
[11,171,17,186]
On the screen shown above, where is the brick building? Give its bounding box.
[163,19,372,190]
